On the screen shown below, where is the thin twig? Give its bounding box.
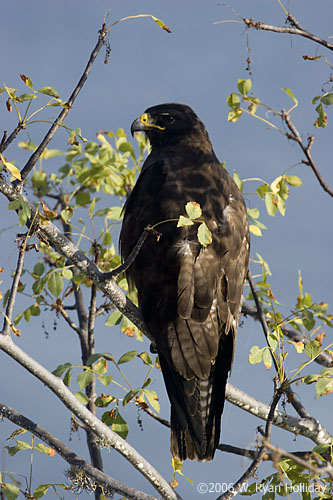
[243,17,333,52]
[247,270,312,419]
[2,240,26,335]
[242,302,332,368]
[55,302,82,336]
[0,123,24,154]
[263,440,333,480]
[282,109,333,197]
[17,24,107,183]
[217,380,283,500]
[0,402,160,500]
[103,226,154,279]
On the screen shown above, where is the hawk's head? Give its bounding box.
[131,103,207,148]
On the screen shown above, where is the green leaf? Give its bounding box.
[98,375,113,386]
[263,348,272,369]
[86,353,104,366]
[8,199,21,210]
[143,389,160,413]
[304,340,321,359]
[265,192,278,217]
[33,484,51,499]
[285,175,302,186]
[282,87,298,105]
[316,377,333,398]
[105,310,122,326]
[237,78,252,96]
[227,108,242,122]
[63,369,72,387]
[248,345,264,364]
[33,262,45,277]
[6,440,31,456]
[38,86,59,98]
[77,369,94,389]
[226,92,241,108]
[314,103,327,128]
[123,389,138,406]
[62,268,73,280]
[20,74,34,89]
[249,225,262,236]
[247,207,259,218]
[34,443,55,456]
[93,357,107,375]
[75,190,90,206]
[47,271,63,297]
[18,93,36,102]
[60,208,72,224]
[197,222,212,247]
[177,215,194,227]
[233,170,243,192]
[137,352,153,366]
[2,483,20,500]
[151,15,171,33]
[117,350,139,365]
[185,201,202,220]
[95,394,114,407]
[74,392,89,404]
[321,93,333,105]
[52,362,72,377]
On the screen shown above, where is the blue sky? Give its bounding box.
[1,1,333,499]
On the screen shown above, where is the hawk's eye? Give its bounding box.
[161,114,175,124]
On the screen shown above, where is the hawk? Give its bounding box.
[120,103,249,461]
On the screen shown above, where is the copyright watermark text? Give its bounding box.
[196,481,327,495]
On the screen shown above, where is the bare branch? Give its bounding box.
[243,17,333,52]
[0,123,24,154]
[281,109,333,197]
[17,24,107,183]
[0,402,161,500]
[0,334,180,500]
[2,239,26,335]
[225,383,332,446]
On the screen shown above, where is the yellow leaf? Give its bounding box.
[0,154,22,180]
[249,225,262,236]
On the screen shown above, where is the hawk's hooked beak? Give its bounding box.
[131,113,166,136]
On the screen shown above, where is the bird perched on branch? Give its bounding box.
[120,103,249,461]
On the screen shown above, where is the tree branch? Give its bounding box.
[2,238,26,335]
[217,380,283,500]
[243,16,333,52]
[0,334,180,500]
[17,24,107,183]
[281,109,333,197]
[225,383,331,446]
[0,402,161,500]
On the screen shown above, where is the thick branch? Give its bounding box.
[0,403,160,500]
[243,16,333,52]
[18,24,107,183]
[225,383,331,446]
[0,123,24,154]
[0,334,179,500]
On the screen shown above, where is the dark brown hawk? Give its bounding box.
[120,103,249,461]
